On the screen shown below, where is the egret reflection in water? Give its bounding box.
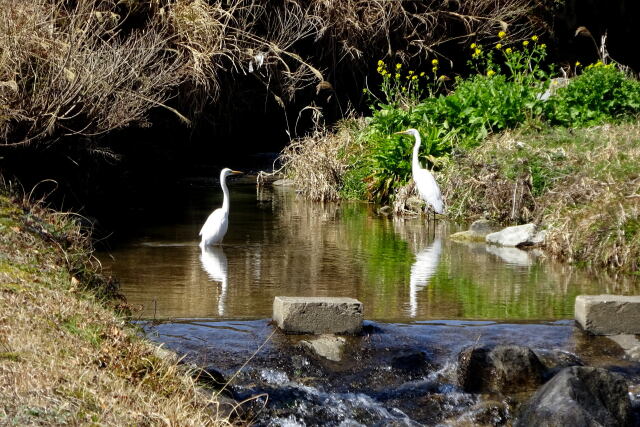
[199,246,228,316]
[409,237,443,317]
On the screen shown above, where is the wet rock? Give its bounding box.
[450,219,497,242]
[452,400,509,426]
[196,365,227,390]
[391,349,430,373]
[607,334,640,362]
[534,349,584,377]
[457,345,546,393]
[575,294,640,335]
[485,223,545,247]
[273,296,363,335]
[299,334,346,362]
[515,366,633,427]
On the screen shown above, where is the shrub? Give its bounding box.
[545,64,640,126]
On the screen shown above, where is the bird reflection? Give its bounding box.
[199,246,228,316]
[409,237,443,317]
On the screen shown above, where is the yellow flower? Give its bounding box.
[498,31,506,39]
[402,86,407,92]
[531,35,538,41]
[470,43,477,49]
[377,59,384,66]
[540,43,546,49]
[496,43,502,49]
[438,75,448,81]
[431,59,439,66]
[420,72,425,77]
[575,61,581,67]
[505,48,512,54]
[411,75,417,80]
[362,88,368,93]
[432,67,438,73]
[474,48,481,55]
[408,70,414,75]
[523,40,529,47]
[396,63,402,69]
[395,73,400,79]
[487,70,495,77]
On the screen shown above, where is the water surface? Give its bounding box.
[100,182,639,321]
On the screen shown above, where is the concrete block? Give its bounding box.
[575,295,640,335]
[273,296,363,334]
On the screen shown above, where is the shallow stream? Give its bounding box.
[100,179,640,425]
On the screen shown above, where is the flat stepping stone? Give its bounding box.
[575,294,640,335]
[273,296,363,335]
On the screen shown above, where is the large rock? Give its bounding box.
[575,294,640,335]
[457,345,546,393]
[515,366,632,427]
[450,219,497,242]
[485,223,545,247]
[273,296,363,335]
[607,334,640,362]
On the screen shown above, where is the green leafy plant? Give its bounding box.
[545,64,640,125]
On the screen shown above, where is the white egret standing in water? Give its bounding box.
[395,129,444,219]
[200,168,242,247]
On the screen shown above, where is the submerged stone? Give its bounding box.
[273,296,363,335]
[575,294,640,335]
[450,219,496,242]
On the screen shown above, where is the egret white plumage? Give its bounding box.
[199,168,242,247]
[395,128,444,216]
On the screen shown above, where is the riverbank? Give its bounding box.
[0,188,230,425]
[440,122,640,274]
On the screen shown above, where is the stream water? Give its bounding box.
[100,179,640,425]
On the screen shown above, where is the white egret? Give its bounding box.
[395,128,444,217]
[199,168,243,247]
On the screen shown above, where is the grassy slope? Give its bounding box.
[440,122,640,274]
[0,191,230,425]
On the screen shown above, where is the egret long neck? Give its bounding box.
[412,133,422,171]
[220,175,230,213]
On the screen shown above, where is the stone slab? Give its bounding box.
[575,295,640,335]
[300,334,346,361]
[486,223,539,247]
[273,296,363,335]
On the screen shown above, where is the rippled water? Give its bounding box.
[100,181,639,321]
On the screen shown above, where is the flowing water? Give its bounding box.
[100,179,640,425]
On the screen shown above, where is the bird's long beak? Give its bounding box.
[394,130,410,135]
[230,170,243,175]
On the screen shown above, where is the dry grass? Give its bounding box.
[0,189,233,425]
[440,123,640,273]
[0,0,545,148]
[278,118,366,201]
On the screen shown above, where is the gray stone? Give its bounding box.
[515,366,632,427]
[486,223,544,247]
[575,294,640,335]
[607,335,640,361]
[273,296,363,335]
[300,334,346,362]
[457,345,546,393]
[450,219,496,242]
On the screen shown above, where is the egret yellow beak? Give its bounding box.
[230,170,243,175]
[394,130,410,135]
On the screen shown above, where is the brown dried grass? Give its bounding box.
[0,189,233,425]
